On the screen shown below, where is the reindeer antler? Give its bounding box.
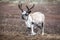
[26,5,30,10]
[18,3,23,12]
[26,4,35,13]
[29,4,35,10]
[26,4,35,10]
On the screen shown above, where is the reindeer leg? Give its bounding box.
[31,25,36,35]
[42,22,45,35]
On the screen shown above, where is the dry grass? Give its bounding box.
[0,31,60,40]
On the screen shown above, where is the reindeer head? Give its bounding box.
[18,3,35,20]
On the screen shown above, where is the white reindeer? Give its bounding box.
[18,4,45,35]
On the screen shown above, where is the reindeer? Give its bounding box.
[18,4,45,35]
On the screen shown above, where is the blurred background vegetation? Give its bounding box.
[0,0,60,4]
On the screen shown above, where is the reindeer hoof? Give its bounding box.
[31,32,36,35]
[42,33,44,35]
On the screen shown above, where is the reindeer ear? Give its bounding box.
[27,10,31,14]
[28,10,31,13]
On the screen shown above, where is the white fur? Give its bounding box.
[18,4,45,35]
[24,12,45,35]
